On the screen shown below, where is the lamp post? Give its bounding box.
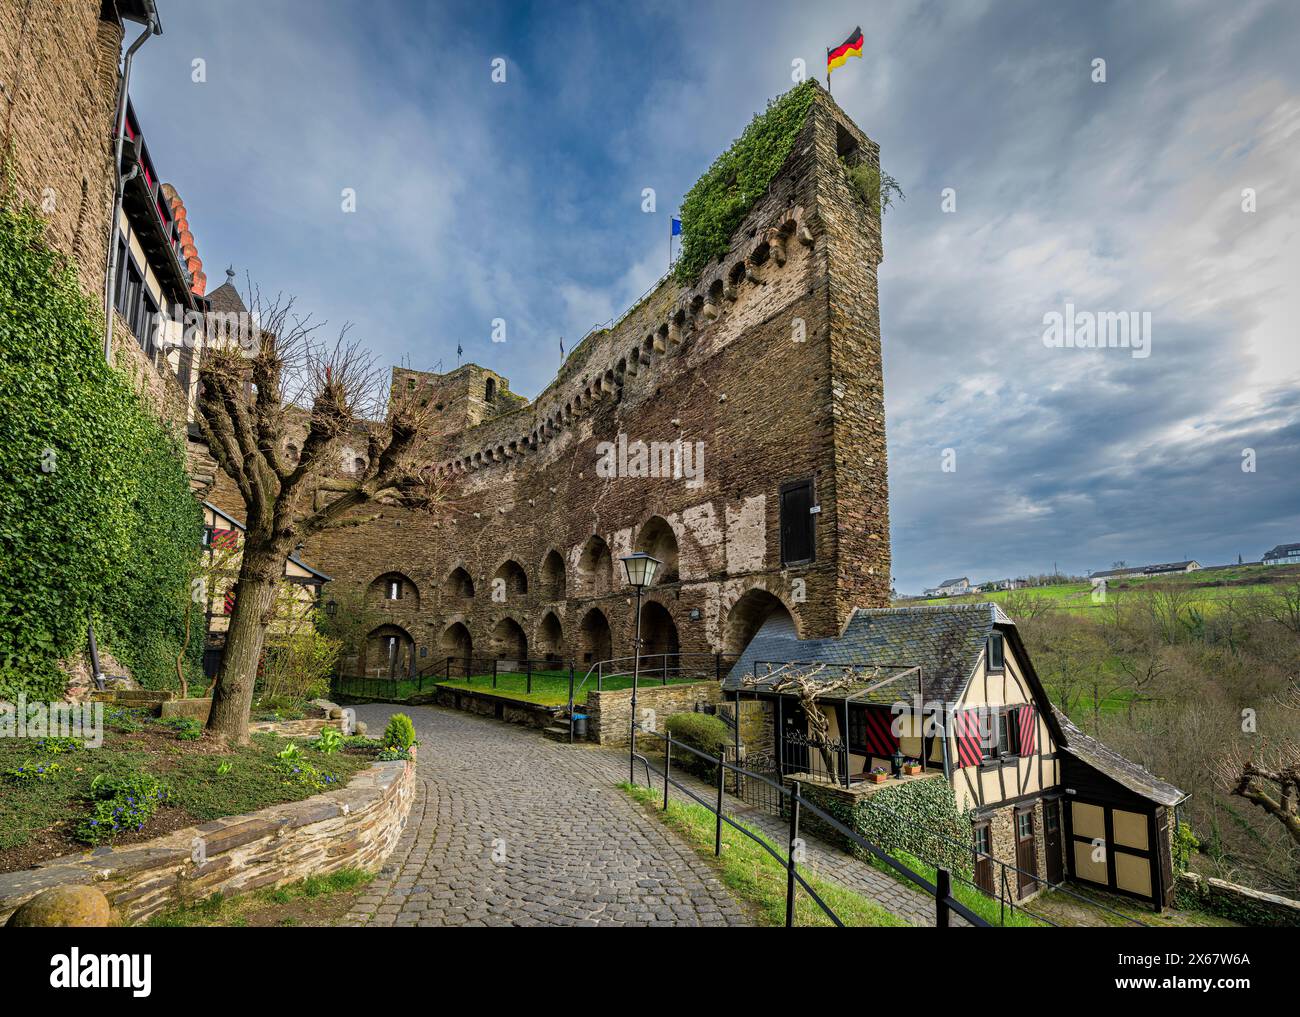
[620,552,661,784]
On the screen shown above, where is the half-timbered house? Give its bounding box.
[723,603,1187,909]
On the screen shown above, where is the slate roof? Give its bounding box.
[723,603,1011,705]
[1054,709,1186,807]
[204,270,247,314]
[938,577,968,587]
[1264,543,1300,560]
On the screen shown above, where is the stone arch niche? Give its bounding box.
[363,624,415,679]
[578,607,613,665]
[576,534,614,597]
[634,516,680,583]
[368,571,420,609]
[445,566,475,603]
[540,549,566,600]
[492,559,528,599]
[439,621,473,667]
[536,611,564,662]
[723,589,797,657]
[638,600,680,662]
[491,617,528,662]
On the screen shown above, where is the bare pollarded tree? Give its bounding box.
[196,291,446,745]
[1213,685,1300,847]
[741,663,883,781]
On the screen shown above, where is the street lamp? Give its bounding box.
[620,552,661,784]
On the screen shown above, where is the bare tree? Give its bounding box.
[196,292,445,744]
[1213,685,1300,848]
[741,663,883,781]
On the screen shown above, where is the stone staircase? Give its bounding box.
[542,708,576,743]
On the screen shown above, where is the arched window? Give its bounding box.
[364,624,414,678]
[446,567,475,600]
[491,617,528,662]
[484,378,497,401]
[634,516,680,583]
[639,601,680,662]
[540,549,566,600]
[368,572,420,609]
[491,559,528,599]
[577,535,614,597]
[537,612,564,662]
[578,608,613,665]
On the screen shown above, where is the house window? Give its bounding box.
[779,479,815,565]
[388,580,401,600]
[484,378,496,401]
[973,823,990,857]
[1016,810,1034,841]
[987,631,1005,671]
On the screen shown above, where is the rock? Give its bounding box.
[354,721,368,737]
[329,707,344,720]
[7,886,112,927]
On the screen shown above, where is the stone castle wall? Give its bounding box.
[0,0,122,296]
[295,87,892,676]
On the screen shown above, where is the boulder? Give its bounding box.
[7,886,112,927]
[160,697,213,722]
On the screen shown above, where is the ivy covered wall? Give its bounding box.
[0,199,202,701]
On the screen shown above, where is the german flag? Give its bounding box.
[827,26,864,75]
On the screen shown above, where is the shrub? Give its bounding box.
[75,772,170,845]
[33,736,83,755]
[673,82,817,285]
[0,199,201,701]
[255,606,342,705]
[160,717,202,741]
[665,712,731,780]
[313,727,342,754]
[5,760,62,784]
[382,713,417,753]
[842,160,904,219]
[1173,821,1200,873]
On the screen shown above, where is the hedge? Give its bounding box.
[665,711,731,781]
[0,197,202,700]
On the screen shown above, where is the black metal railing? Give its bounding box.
[630,727,986,927]
[566,652,737,741]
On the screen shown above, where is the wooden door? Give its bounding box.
[1043,799,1064,884]
[973,822,995,895]
[779,699,809,774]
[1015,808,1039,898]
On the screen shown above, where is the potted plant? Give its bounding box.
[868,766,889,784]
[903,757,923,776]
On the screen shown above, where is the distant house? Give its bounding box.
[1090,561,1200,581]
[927,577,970,597]
[1263,543,1300,566]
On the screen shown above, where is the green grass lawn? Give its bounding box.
[622,782,907,927]
[143,868,373,927]
[336,669,702,707]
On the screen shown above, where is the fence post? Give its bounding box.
[715,752,724,856]
[446,656,451,680]
[786,781,801,928]
[492,657,498,689]
[664,738,671,811]
[662,654,668,686]
[526,659,533,694]
[715,652,721,682]
[597,660,603,691]
[936,868,951,928]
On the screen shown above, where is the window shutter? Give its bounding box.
[1017,705,1037,755]
[955,709,984,767]
[857,706,899,758]
[223,590,236,615]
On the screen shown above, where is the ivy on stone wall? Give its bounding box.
[673,81,817,286]
[0,198,202,701]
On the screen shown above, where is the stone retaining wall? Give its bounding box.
[0,753,416,925]
[430,686,561,730]
[1176,872,1300,928]
[586,681,723,746]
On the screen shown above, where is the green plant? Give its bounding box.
[75,772,170,845]
[5,759,62,783]
[160,717,202,741]
[673,82,818,285]
[276,742,301,762]
[313,727,343,754]
[0,198,201,701]
[1173,820,1200,872]
[842,159,904,218]
[274,754,341,793]
[33,736,83,755]
[664,712,731,780]
[216,760,233,776]
[382,713,417,752]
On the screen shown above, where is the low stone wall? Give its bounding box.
[586,681,723,746]
[1176,872,1300,928]
[430,686,561,730]
[0,753,416,925]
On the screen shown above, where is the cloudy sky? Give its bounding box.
[129,0,1300,593]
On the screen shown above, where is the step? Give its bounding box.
[542,724,573,742]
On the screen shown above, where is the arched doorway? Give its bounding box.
[491,617,528,662]
[638,601,680,664]
[540,549,566,600]
[536,611,564,662]
[439,621,472,669]
[577,534,614,596]
[364,624,415,678]
[723,589,796,657]
[578,607,613,665]
[635,516,680,582]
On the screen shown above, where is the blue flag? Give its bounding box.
[671,217,682,236]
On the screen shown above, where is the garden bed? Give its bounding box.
[0,707,373,874]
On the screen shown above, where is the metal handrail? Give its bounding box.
[566,652,734,742]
